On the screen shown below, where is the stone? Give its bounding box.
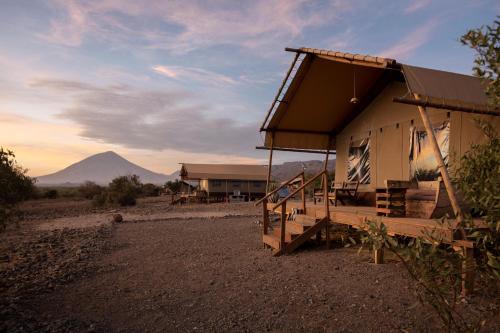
[112,214,123,223]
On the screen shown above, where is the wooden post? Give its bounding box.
[413,94,464,228]
[225,180,228,203]
[374,247,384,264]
[247,180,251,201]
[281,201,287,254]
[461,247,475,296]
[266,133,275,194]
[301,172,306,214]
[262,197,269,235]
[323,140,331,249]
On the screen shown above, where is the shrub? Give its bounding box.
[106,175,142,206]
[141,183,161,197]
[44,189,59,199]
[456,121,499,279]
[0,148,35,230]
[91,193,107,207]
[165,180,182,193]
[78,181,104,199]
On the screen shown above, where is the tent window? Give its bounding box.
[347,137,371,184]
[409,121,450,181]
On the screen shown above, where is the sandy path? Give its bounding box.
[37,209,259,231]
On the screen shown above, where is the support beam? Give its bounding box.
[280,201,287,255]
[266,133,275,194]
[262,128,336,135]
[414,94,465,235]
[461,247,475,296]
[256,146,333,155]
[301,173,306,214]
[323,139,332,249]
[262,197,269,235]
[261,52,300,130]
[374,248,384,264]
[394,97,499,117]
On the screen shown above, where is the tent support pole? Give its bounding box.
[266,133,275,194]
[323,137,332,249]
[414,94,465,234]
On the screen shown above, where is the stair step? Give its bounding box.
[286,221,310,234]
[272,228,300,242]
[263,234,284,250]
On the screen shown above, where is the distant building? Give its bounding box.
[179,163,268,201]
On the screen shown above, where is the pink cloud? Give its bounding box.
[153,65,238,86]
[43,0,353,53]
[404,0,433,14]
[379,18,439,60]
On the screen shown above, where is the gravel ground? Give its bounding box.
[1,198,499,332]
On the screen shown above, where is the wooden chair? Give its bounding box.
[332,181,360,206]
[314,180,360,206]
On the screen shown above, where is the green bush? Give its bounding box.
[91,193,107,207]
[106,175,142,206]
[78,181,104,199]
[165,180,182,193]
[141,183,161,197]
[44,189,59,199]
[0,148,35,230]
[456,121,499,278]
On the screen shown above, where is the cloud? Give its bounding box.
[31,78,261,156]
[379,18,439,60]
[404,0,432,14]
[43,0,353,54]
[152,65,238,86]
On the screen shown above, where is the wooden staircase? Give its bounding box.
[263,214,328,256]
[256,169,332,256]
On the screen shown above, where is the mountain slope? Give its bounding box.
[37,151,173,185]
[271,159,335,182]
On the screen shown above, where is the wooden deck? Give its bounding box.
[269,200,461,243]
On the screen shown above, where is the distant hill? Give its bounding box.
[36,151,175,186]
[271,159,335,182]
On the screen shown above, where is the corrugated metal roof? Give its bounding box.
[180,163,268,181]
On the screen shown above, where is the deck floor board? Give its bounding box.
[268,201,458,243]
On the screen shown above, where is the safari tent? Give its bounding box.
[256,47,499,294]
[180,163,268,201]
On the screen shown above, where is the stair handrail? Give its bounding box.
[254,170,304,206]
[271,170,327,211]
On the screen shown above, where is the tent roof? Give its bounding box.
[180,163,268,181]
[261,47,490,151]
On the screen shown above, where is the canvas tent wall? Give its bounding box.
[179,163,268,199]
[261,47,499,193]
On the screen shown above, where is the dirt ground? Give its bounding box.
[1,197,499,332]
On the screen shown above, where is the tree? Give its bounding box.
[107,175,142,206]
[460,17,499,106]
[456,121,499,278]
[0,148,35,230]
[78,181,104,199]
[165,180,182,193]
[141,183,161,197]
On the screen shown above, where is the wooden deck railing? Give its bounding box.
[254,170,305,206]
[270,170,326,211]
[256,169,331,254]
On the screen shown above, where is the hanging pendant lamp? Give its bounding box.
[350,71,359,104]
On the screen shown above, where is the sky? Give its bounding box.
[0,0,497,177]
